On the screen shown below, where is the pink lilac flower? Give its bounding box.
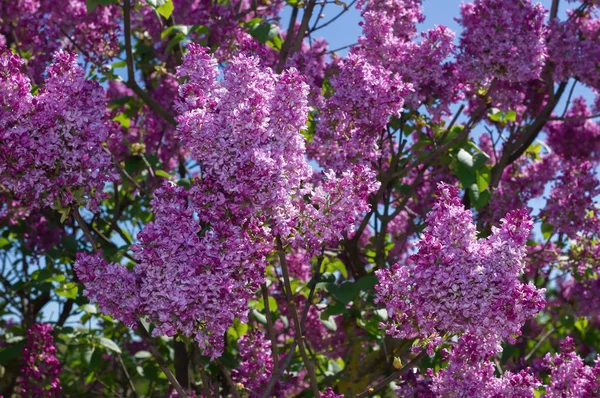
[177,45,378,252]
[457,0,547,83]
[321,387,344,398]
[231,330,298,396]
[297,165,380,252]
[0,0,120,82]
[0,49,117,211]
[18,324,62,397]
[357,1,460,119]
[74,252,141,328]
[544,337,600,397]
[548,10,600,89]
[431,333,540,397]
[545,97,600,162]
[395,370,435,398]
[132,183,269,359]
[78,45,378,358]
[176,45,313,239]
[309,51,412,171]
[375,183,546,349]
[357,0,424,49]
[542,161,600,239]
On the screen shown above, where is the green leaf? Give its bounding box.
[472,152,489,170]
[161,24,190,40]
[156,0,174,19]
[164,34,186,56]
[111,60,127,69]
[251,309,267,325]
[488,108,503,122]
[575,317,589,335]
[354,275,377,293]
[134,350,152,359]
[472,189,491,210]
[505,110,517,122]
[321,301,348,318]
[155,170,171,179]
[323,257,348,279]
[326,281,358,305]
[320,316,338,332]
[0,237,11,249]
[83,346,95,365]
[227,319,249,340]
[80,304,97,314]
[541,223,554,240]
[249,23,280,45]
[97,337,122,354]
[0,342,25,364]
[456,148,474,169]
[55,282,78,300]
[476,166,492,192]
[113,113,131,129]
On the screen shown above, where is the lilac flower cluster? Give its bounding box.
[231,330,298,396]
[309,51,411,170]
[298,166,380,250]
[231,330,274,394]
[75,252,141,328]
[544,337,600,397]
[320,387,344,398]
[545,97,600,162]
[458,0,547,83]
[375,183,546,350]
[431,334,540,397]
[176,44,378,252]
[0,49,117,211]
[0,0,120,82]
[78,45,378,358]
[358,0,424,50]
[548,10,600,89]
[18,323,62,397]
[357,0,460,119]
[542,161,600,238]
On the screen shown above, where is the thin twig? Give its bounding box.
[260,244,323,398]
[275,236,320,396]
[215,359,241,398]
[72,208,99,253]
[560,79,578,118]
[355,350,427,398]
[261,283,280,375]
[137,322,188,398]
[550,113,600,122]
[123,0,177,126]
[311,0,357,32]
[118,355,139,398]
[290,0,318,60]
[525,327,556,362]
[276,6,299,73]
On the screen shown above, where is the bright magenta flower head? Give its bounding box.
[18,324,62,397]
[375,183,546,349]
[0,48,117,211]
[458,0,547,83]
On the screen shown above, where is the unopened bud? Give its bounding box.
[393,356,403,370]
